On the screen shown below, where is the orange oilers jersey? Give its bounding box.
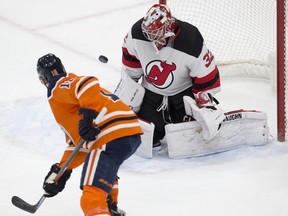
[47,73,143,168]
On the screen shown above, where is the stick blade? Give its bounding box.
[11,196,37,214]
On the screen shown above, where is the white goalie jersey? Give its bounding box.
[121,18,221,97]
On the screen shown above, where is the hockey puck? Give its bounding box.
[98,55,108,63]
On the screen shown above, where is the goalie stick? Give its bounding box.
[11,107,107,214]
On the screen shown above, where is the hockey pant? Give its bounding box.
[80,134,141,216]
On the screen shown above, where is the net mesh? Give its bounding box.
[167,0,276,66]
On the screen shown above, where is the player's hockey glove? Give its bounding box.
[78,107,100,141]
[43,163,72,198]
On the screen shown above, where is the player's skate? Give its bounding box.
[109,202,126,216]
[107,195,126,216]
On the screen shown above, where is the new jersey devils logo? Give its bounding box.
[144,60,176,89]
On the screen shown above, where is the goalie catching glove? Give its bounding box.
[184,92,225,140]
[78,107,101,141]
[43,163,72,197]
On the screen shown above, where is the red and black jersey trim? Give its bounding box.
[192,66,220,94]
[122,47,142,68]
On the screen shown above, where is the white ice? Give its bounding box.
[1,1,288,216]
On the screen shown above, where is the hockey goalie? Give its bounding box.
[114,3,270,159]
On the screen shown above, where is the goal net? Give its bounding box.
[159,0,287,141]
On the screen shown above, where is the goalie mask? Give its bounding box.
[37,53,66,87]
[141,4,176,49]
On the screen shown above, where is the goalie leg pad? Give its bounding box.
[225,110,270,146]
[135,119,155,159]
[165,110,269,159]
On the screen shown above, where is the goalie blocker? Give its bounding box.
[114,70,145,113]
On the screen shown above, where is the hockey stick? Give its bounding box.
[11,138,85,213]
[11,107,107,214]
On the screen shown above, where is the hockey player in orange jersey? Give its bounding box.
[37,53,143,216]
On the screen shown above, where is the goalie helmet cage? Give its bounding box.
[159,0,287,142]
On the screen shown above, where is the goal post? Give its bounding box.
[160,0,287,142]
[277,0,286,142]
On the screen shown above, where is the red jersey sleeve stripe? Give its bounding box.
[192,66,220,94]
[122,47,142,68]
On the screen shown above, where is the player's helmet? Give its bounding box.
[141,4,175,47]
[37,53,66,87]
